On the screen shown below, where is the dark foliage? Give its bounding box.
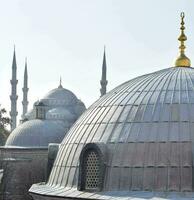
[0,105,10,145]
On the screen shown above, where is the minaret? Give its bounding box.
[22,58,29,119]
[10,47,18,131]
[100,47,108,97]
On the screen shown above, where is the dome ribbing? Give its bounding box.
[30,67,194,199]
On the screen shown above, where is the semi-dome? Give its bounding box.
[30,66,194,199]
[5,119,68,147]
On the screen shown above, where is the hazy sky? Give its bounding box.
[0,0,194,122]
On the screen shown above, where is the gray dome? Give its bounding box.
[5,119,68,147]
[8,85,86,148]
[46,108,75,121]
[30,67,194,199]
[42,87,77,105]
[24,86,86,121]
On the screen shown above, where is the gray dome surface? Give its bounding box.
[7,85,86,148]
[46,108,75,121]
[5,119,68,147]
[30,67,194,199]
[43,87,77,103]
[24,86,86,121]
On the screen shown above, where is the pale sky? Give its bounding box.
[0,0,194,124]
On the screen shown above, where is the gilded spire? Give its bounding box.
[174,12,191,67]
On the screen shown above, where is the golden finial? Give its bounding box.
[174,12,191,67]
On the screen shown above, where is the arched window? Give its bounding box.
[78,143,107,192]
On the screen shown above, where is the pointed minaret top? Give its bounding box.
[25,57,28,73]
[24,58,28,83]
[22,57,29,120]
[102,46,106,80]
[174,12,191,67]
[12,46,17,69]
[100,46,108,97]
[58,76,63,88]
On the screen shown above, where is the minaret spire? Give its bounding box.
[22,58,29,120]
[174,12,191,67]
[100,46,108,97]
[10,46,18,131]
[58,76,63,88]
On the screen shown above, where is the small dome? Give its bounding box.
[5,119,68,148]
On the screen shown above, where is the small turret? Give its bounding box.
[35,101,46,120]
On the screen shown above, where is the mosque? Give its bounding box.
[1,12,194,200]
[0,39,107,198]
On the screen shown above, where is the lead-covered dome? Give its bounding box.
[42,86,78,106]
[24,85,86,121]
[5,119,68,147]
[30,67,194,199]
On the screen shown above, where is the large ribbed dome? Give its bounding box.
[30,67,194,199]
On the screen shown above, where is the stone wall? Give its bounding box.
[0,147,48,200]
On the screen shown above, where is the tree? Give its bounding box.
[0,107,10,129]
[0,105,10,145]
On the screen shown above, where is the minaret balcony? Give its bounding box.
[9,111,18,116]
[100,80,108,85]
[22,101,29,105]
[10,80,18,84]
[22,88,29,92]
[10,95,18,100]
